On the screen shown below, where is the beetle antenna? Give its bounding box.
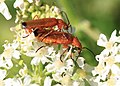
[60,11,70,26]
[60,11,72,30]
[82,47,95,57]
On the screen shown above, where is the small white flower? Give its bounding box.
[14,0,24,10]
[0,54,13,69]
[12,78,22,86]
[97,30,119,54]
[0,1,12,20]
[61,75,73,86]
[63,46,72,61]
[3,76,33,86]
[23,75,32,86]
[93,54,120,82]
[46,48,75,75]
[19,64,28,77]
[44,76,52,86]
[20,32,36,52]
[111,64,120,76]
[27,0,33,3]
[52,73,62,82]
[2,41,20,59]
[77,57,85,69]
[99,76,120,86]
[47,46,55,55]
[53,6,60,13]
[4,78,14,86]
[31,46,52,65]
[0,69,6,80]
[45,56,65,73]
[65,59,74,75]
[92,61,110,81]
[109,30,120,43]
[73,81,80,86]
[114,54,120,62]
[73,79,85,86]
[0,40,20,69]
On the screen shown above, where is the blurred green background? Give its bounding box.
[0,0,120,65]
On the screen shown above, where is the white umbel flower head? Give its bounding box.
[92,30,120,86]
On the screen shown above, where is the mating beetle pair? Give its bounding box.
[22,11,94,61]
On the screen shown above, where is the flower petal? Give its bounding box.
[27,0,33,3]
[0,2,12,20]
[4,78,14,86]
[13,0,24,10]
[77,57,85,69]
[115,55,120,62]
[23,75,31,86]
[97,34,107,47]
[44,76,52,86]
[111,64,120,75]
[109,30,117,42]
[13,50,20,59]
[31,57,41,65]
[0,69,6,80]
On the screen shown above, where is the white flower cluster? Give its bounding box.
[0,0,94,86]
[92,30,120,86]
[2,0,120,86]
[13,0,61,23]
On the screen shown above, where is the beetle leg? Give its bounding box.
[36,46,46,52]
[60,46,70,62]
[22,34,30,38]
[23,28,33,38]
[41,30,53,41]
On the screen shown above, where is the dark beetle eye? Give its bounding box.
[22,22,27,29]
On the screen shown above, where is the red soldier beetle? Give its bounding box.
[22,11,71,37]
[33,29,95,62]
